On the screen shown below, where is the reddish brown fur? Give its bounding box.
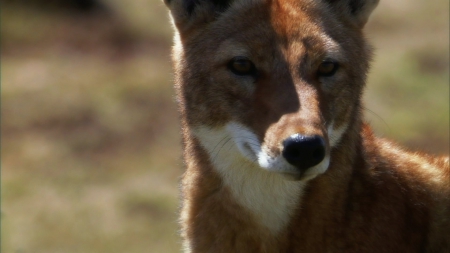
[166,0,450,252]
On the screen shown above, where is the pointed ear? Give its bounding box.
[325,0,379,28]
[165,0,233,36]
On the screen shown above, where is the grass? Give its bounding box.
[365,0,449,154]
[1,0,448,252]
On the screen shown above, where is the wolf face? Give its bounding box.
[169,0,375,180]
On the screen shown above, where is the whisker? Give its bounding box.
[362,106,391,131]
[212,137,234,162]
[211,136,232,158]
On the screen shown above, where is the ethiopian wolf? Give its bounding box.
[164,0,450,251]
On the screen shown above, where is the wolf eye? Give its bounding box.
[228,57,256,76]
[318,60,339,77]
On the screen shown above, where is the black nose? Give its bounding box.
[282,134,326,171]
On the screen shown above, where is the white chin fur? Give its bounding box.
[192,121,345,234]
[193,123,304,234]
[204,122,332,180]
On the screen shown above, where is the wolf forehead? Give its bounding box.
[169,0,319,26]
[166,0,379,22]
[167,0,377,51]
[166,0,327,13]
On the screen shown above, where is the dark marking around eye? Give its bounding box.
[228,57,257,77]
[318,60,339,77]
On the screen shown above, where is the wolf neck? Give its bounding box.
[216,155,305,235]
[188,118,364,235]
[192,126,306,235]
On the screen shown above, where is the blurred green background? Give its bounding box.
[1,0,448,252]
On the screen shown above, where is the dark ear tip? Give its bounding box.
[164,0,197,11]
[170,0,231,15]
[184,0,200,15]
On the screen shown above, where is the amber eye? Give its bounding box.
[228,57,256,76]
[318,60,339,77]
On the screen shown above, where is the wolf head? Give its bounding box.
[166,0,378,180]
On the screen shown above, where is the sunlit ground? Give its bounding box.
[1,0,448,252]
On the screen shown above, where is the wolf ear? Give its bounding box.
[165,0,233,36]
[325,0,379,28]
